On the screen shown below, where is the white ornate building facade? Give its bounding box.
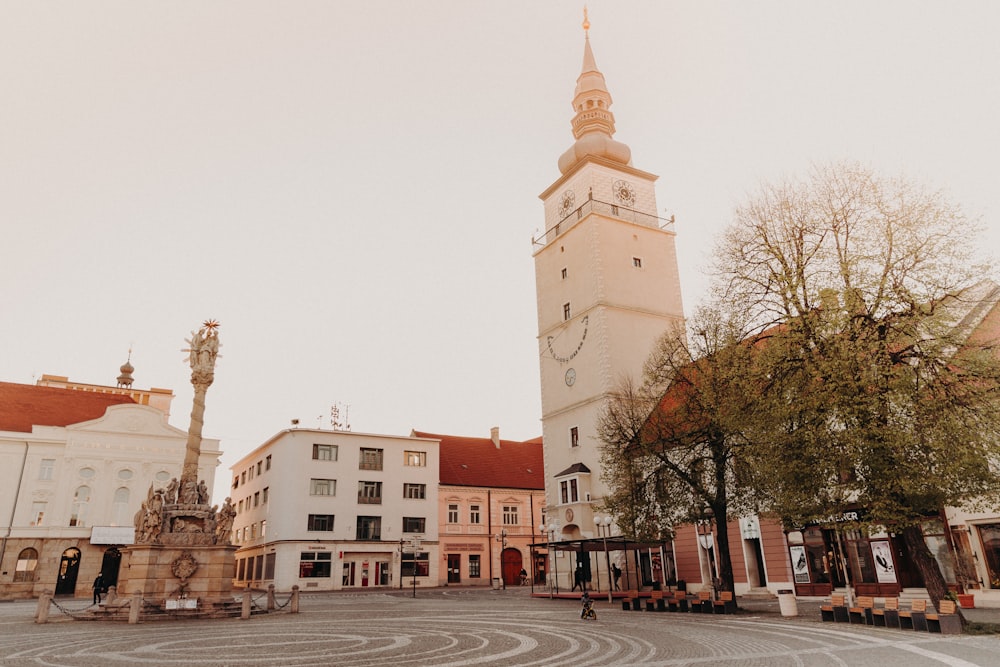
[0,375,220,600]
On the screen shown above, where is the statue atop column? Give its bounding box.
[132,320,232,546]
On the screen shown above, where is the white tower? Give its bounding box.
[534,18,685,541]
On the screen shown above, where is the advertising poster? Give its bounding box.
[790,545,810,583]
[871,540,897,583]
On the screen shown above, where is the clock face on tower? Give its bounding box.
[613,179,636,208]
[558,190,576,218]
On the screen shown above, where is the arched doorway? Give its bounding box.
[501,548,522,586]
[100,547,122,590]
[55,547,81,596]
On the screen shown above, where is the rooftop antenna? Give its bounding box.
[331,402,351,431]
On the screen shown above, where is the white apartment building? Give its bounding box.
[230,428,440,592]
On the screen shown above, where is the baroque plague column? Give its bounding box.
[117,320,237,611]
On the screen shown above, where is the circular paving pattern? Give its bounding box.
[4,590,1000,666]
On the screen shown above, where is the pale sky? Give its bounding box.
[3,2,998,503]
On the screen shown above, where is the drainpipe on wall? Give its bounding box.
[487,489,493,586]
[0,442,30,573]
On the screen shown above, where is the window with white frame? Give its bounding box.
[402,517,425,533]
[570,426,579,447]
[356,515,381,540]
[38,459,55,481]
[469,504,481,524]
[30,502,46,526]
[69,486,90,527]
[313,444,338,461]
[307,514,335,531]
[404,450,426,466]
[503,505,519,525]
[310,478,336,496]
[358,481,382,504]
[359,447,383,470]
[560,479,579,504]
[469,554,481,578]
[13,548,38,583]
[403,483,426,499]
[447,504,459,523]
[112,487,130,526]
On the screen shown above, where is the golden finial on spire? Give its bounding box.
[583,6,590,34]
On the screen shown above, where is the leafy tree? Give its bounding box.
[715,162,1000,608]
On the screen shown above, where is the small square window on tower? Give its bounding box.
[563,303,571,321]
[633,256,643,268]
[570,426,579,447]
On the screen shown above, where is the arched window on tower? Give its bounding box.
[13,548,38,582]
[69,485,91,527]
[112,487,130,526]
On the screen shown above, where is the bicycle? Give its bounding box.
[581,598,597,620]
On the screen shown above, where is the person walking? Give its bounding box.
[92,572,105,605]
[612,563,622,591]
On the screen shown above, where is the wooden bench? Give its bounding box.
[645,590,667,612]
[820,594,849,622]
[899,599,928,631]
[872,597,899,628]
[713,590,737,614]
[926,600,962,634]
[689,590,712,614]
[849,596,874,625]
[621,590,640,611]
[667,591,689,612]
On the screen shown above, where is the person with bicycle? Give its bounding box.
[580,590,596,620]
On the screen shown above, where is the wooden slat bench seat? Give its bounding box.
[849,596,874,625]
[645,590,666,612]
[820,594,848,622]
[899,599,928,631]
[713,590,737,614]
[689,590,712,614]
[872,598,899,628]
[621,590,639,611]
[926,600,962,634]
[667,591,689,612]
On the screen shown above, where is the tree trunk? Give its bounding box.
[902,524,965,623]
[714,509,736,595]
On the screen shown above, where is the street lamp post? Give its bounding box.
[594,515,614,604]
[495,528,508,590]
[696,507,716,594]
[540,521,559,596]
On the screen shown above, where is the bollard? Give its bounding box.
[35,591,51,624]
[267,584,276,611]
[778,589,799,617]
[128,590,141,624]
[241,590,251,619]
[290,585,299,614]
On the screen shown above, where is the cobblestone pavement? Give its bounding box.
[3,588,1000,666]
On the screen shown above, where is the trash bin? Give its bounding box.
[778,589,798,617]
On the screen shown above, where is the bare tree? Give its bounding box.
[598,311,773,594]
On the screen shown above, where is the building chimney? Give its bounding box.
[490,426,500,449]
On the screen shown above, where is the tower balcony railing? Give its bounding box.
[532,198,674,249]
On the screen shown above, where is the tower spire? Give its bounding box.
[557,11,632,175]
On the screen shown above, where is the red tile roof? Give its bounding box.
[0,382,135,433]
[413,431,545,490]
